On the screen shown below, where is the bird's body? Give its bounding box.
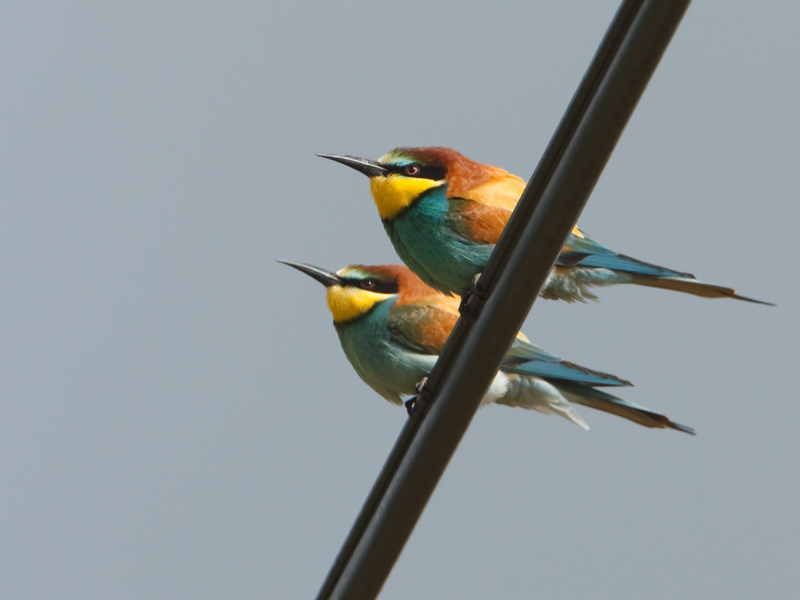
[279,260,693,433]
[319,147,772,304]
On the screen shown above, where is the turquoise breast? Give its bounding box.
[382,186,495,296]
[334,299,438,405]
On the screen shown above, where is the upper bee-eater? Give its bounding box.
[318,147,773,305]
[278,259,694,434]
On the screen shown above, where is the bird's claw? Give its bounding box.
[405,397,417,416]
[458,295,471,317]
[406,377,430,416]
[458,273,487,319]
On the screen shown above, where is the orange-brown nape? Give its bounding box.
[346,264,444,306]
[390,146,518,200]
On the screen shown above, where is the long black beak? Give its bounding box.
[277,259,342,288]
[316,153,390,178]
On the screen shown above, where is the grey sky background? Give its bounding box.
[1,1,798,598]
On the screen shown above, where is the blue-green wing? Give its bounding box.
[558,230,694,278]
[502,337,632,387]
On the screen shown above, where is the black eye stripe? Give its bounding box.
[385,163,447,181]
[340,277,399,294]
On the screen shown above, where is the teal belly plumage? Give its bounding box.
[383,187,494,297]
[334,299,437,405]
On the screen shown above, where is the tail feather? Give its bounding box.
[556,381,695,435]
[630,274,775,306]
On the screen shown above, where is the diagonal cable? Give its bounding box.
[316,1,692,598]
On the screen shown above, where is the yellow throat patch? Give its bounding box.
[370,175,445,220]
[326,285,389,323]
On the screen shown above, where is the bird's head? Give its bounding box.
[278,260,435,324]
[318,147,511,221]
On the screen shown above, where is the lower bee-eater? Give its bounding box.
[318,147,773,305]
[278,260,694,434]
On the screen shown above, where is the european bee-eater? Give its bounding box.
[278,259,693,434]
[318,147,772,305]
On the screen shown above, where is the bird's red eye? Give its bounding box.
[404,164,420,176]
[363,279,375,289]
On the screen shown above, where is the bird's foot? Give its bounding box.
[404,397,417,416]
[458,273,487,320]
[405,377,430,416]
